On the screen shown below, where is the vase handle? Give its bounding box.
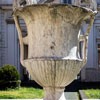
[13,15,24,65]
[78,15,95,62]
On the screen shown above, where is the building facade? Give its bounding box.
[0,0,100,81]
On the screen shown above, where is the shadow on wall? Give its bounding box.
[21,80,43,89]
[65,79,100,92]
[21,79,100,91]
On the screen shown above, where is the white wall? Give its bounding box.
[86,26,94,68]
[0,9,22,77]
[0,0,13,4]
[96,0,100,4]
[0,10,8,66]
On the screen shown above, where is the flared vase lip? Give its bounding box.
[22,57,83,62]
[13,3,95,14]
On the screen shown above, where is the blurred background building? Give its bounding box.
[0,0,100,81]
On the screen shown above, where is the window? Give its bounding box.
[63,0,71,4]
[0,0,13,4]
[97,44,100,67]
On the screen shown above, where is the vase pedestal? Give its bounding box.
[44,87,65,100]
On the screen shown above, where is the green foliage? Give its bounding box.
[0,65,20,89]
[0,87,44,99]
[84,89,100,99]
[0,64,20,81]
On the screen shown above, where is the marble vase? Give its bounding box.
[13,4,95,100]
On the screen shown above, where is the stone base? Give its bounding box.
[32,92,79,100]
[33,92,66,100]
[43,87,65,100]
[33,92,79,100]
[33,99,43,100]
[59,92,66,100]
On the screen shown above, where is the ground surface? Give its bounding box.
[0,87,44,99]
[64,92,79,100]
[65,80,100,92]
[21,79,100,100]
[84,89,100,99]
[33,92,79,100]
[1,80,98,99]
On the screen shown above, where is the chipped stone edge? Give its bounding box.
[79,90,88,100]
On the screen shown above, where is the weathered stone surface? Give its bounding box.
[13,4,94,60]
[23,58,84,86]
[23,58,84,100]
[13,4,94,100]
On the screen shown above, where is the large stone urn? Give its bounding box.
[13,4,95,100]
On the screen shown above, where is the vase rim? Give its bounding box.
[13,3,94,14]
[22,57,83,62]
